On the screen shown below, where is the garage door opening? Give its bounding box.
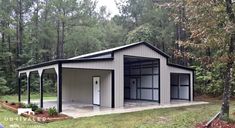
[124,56,160,103]
[170,73,190,101]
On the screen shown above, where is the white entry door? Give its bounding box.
[130,78,137,99]
[93,77,100,105]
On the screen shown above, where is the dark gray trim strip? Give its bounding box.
[193,70,195,101]
[167,63,195,71]
[18,77,21,102]
[158,59,161,104]
[40,71,44,108]
[111,70,115,108]
[27,73,31,104]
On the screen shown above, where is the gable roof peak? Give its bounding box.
[69,41,170,60]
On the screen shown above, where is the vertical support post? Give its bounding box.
[192,71,195,101]
[27,72,31,104]
[18,74,21,102]
[111,70,115,108]
[57,63,62,113]
[39,70,44,108]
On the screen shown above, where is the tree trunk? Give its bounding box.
[1,21,5,54]
[220,0,235,120]
[16,0,23,67]
[19,0,23,55]
[56,20,61,59]
[43,0,49,62]
[61,8,65,59]
[34,0,39,62]
[220,33,235,120]
[61,20,65,59]
[8,34,12,72]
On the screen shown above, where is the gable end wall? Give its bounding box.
[113,44,169,107]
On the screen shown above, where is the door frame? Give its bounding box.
[92,76,101,106]
[123,55,160,103]
[129,77,138,99]
[170,73,191,101]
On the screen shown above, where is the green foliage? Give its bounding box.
[19,103,27,108]
[35,108,43,114]
[2,0,230,102]
[0,0,179,96]
[26,103,39,111]
[48,107,58,116]
[127,23,153,43]
[194,62,225,96]
[117,0,175,52]
[0,77,9,96]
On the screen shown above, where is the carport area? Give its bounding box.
[62,68,112,108]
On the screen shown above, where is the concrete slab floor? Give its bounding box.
[24,100,208,118]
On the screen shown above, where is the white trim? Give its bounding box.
[18,64,58,76]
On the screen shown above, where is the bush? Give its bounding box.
[0,77,9,95]
[27,103,38,111]
[10,102,15,105]
[35,108,43,114]
[19,103,26,108]
[48,107,58,116]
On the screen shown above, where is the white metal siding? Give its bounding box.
[113,44,168,107]
[62,61,114,70]
[62,68,112,107]
[61,43,193,108]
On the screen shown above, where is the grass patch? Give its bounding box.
[0,93,56,103]
[0,97,235,128]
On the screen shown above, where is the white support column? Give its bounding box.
[26,71,31,104]
[38,69,44,108]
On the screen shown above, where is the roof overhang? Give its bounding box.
[17,58,114,71]
[167,63,195,71]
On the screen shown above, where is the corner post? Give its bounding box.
[57,63,62,113]
[27,72,31,104]
[18,73,21,102]
[39,70,44,108]
[111,70,115,108]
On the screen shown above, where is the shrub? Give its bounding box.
[10,102,15,105]
[19,103,26,108]
[5,101,8,103]
[48,107,58,116]
[35,108,43,114]
[27,103,38,111]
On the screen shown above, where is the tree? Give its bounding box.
[51,0,77,59]
[221,0,235,120]
[116,0,175,53]
[171,0,235,120]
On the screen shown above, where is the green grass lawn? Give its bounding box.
[0,99,235,128]
[0,93,57,103]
